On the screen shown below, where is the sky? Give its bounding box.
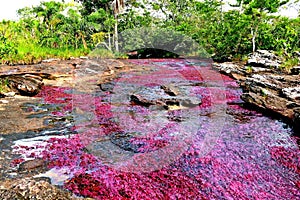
[0,0,299,21]
[0,0,67,21]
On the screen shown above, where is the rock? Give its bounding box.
[80,56,89,59]
[0,100,9,104]
[42,58,60,63]
[213,62,245,75]
[290,66,300,75]
[110,132,142,153]
[249,67,273,73]
[282,87,300,101]
[130,85,201,109]
[161,85,178,96]
[6,74,43,96]
[214,60,300,133]
[242,74,283,92]
[0,178,77,200]
[292,51,300,58]
[3,92,16,97]
[294,108,300,131]
[247,50,282,68]
[18,159,46,172]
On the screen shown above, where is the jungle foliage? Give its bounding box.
[0,0,300,64]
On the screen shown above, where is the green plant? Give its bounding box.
[245,65,253,73]
[0,78,9,93]
[89,48,115,58]
[281,57,299,72]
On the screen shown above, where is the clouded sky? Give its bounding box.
[0,0,299,21]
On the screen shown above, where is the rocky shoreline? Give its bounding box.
[214,50,300,134]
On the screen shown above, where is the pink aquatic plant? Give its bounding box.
[12,59,300,199]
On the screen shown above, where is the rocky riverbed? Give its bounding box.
[0,57,299,199]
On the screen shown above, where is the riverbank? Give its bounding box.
[213,50,300,134]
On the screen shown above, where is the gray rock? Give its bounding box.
[247,50,282,68]
[42,58,60,63]
[130,85,201,109]
[0,178,77,200]
[213,62,244,75]
[282,87,300,101]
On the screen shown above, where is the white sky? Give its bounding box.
[0,0,299,21]
[0,0,67,21]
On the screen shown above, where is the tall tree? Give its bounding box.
[234,0,290,52]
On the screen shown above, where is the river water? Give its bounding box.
[9,59,300,199]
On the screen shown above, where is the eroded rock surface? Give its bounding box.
[215,50,300,132]
[131,85,201,109]
[247,50,283,68]
[0,178,79,200]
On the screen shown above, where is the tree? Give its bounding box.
[234,0,290,52]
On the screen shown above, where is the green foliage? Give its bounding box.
[0,0,299,64]
[89,48,115,58]
[0,78,9,93]
[0,35,18,60]
[281,57,299,72]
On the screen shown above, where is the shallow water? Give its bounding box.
[10,59,300,199]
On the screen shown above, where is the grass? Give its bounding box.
[1,42,90,65]
[280,57,299,73]
[88,48,116,59]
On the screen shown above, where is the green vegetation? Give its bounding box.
[0,0,300,65]
[0,78,9,93]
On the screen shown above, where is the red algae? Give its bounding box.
[12,59,300,199]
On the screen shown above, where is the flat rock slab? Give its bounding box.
[130,85,201,109]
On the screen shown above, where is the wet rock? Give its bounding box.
[130,86,201,109]
[110,132,142,153]
[0,178,77,200]
[161,85,179,96]
[18,159,46,172]
[247,50,282,68]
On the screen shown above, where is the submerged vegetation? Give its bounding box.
[0,0,300,64]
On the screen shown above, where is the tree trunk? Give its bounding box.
[80,32,88,49]
[114,18,119,52]
[108,33,111,50]
[251,26,258,53]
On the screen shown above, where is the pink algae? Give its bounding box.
[13,59,300,199]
